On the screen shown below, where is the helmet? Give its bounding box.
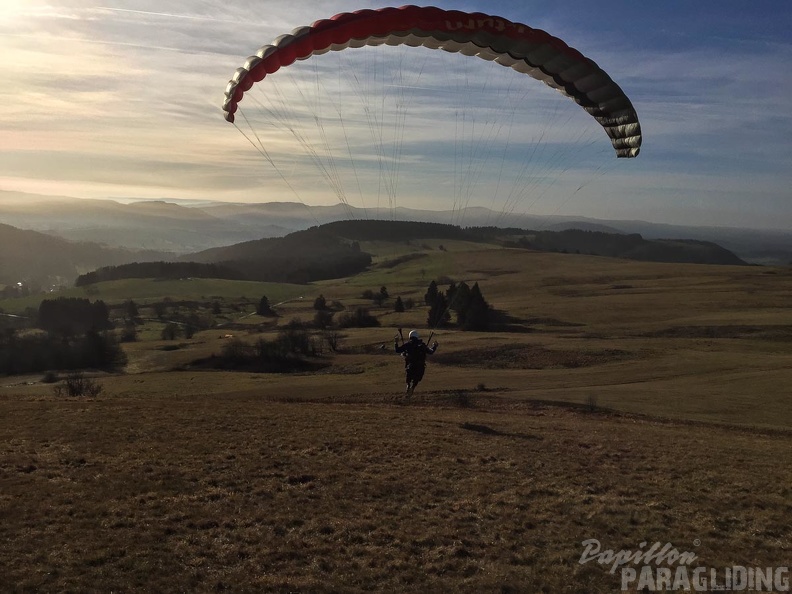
[408,330,419,340]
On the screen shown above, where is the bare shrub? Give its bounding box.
[161,323,181,341]
[313,310,334,329]
[41,371,59,384]
[323,330,342,352]
[53,372,102,398]
[337,307,380,328]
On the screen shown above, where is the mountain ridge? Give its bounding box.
[2,191,790,264]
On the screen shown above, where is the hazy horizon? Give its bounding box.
[5,189,792,236]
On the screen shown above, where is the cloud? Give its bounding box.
[1,1,790,228]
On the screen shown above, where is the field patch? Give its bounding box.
[433,343,634,369]
[641,324,792,341]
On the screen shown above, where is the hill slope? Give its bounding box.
[520,229,747,266]
[63,221,747,288]
[0,223,169,287]
[204,221,746,266]
[185,227,372,284]
[0,195,281,253]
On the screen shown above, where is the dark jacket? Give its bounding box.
[395,338,436,367]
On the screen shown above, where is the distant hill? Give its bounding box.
[545,221,625,234]
[514,229,747,266]
[68,220,748,288]
[0,194,283,253]
[0,223,170,287]
[185,227,372,284]
[178,221,746,286]
[319,220,473,242]
[4,192,792,263]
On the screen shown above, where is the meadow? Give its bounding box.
[2,244,791,592]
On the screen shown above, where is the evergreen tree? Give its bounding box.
[450,281,472,325]
[424,280,438,306]
[445,282,457,307]
[462,282,490,331]
[38,297,111,337]
[394,296,405,313]
[257,295,274,316]
[82,330,127,369]
[124,300,139,323]
[313,294,327,310]
[427,293,451,328]
[152,301,167,320]
[379,286,389,300]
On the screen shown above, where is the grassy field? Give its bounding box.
[2,246,791,592]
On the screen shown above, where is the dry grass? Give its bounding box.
[1,391,789,593]
[2,249,792,591]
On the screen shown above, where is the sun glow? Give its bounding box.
[0,0,29,22]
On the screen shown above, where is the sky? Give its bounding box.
[1,0,791,229]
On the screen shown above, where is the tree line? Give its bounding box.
[1,329,126,376]
[424,280,492,331]
[1,297,126,376]
[75,262,245,286]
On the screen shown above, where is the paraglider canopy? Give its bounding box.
[223,5,641,158]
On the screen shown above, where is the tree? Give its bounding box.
[379,286,389,300]
[424,280,438,306]
[372,292,386,306]
[120,322,138,343]
[161,323,181,341]
[427,293,451,328]
[152,301,167,320]
[449,281,472,325]
[124,300,139,323]
[82,329,127,369]
[313,294,327,310]
[337,307,380,328]
[257,295,275,316]
[394,296,405,313]
[446,282,457,305]
[38,297,112,338]
[313,309,333,329]
[462,282,490,331]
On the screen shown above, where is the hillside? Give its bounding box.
[182,220,745,282]
[516,229,747,266]
[0,194,280,253]
[0,223,169,288]
[185,227,372,284]
[4,192,792,262]
[2,242,790,592]
[60,220,748,289]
